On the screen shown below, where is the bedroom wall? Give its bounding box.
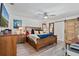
[0,4,42,34]
[9,15,42,34]
[13,15,42,27]
[54,21,64,41]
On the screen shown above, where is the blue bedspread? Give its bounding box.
[37,32,53,39]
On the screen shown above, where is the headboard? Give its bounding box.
[25,26,42,34]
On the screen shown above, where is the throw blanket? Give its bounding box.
[28,34,39,44]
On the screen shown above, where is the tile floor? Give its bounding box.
[17,40,65,56]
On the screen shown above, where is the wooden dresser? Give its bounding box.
[0,35,18,56]
[17,34,26,43]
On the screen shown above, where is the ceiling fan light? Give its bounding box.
[44,16,48,19]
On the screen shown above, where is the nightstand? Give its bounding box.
[17,34,26,43]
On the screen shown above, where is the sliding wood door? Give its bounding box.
[64,19,78,42]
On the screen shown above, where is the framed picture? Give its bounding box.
[0,3,9,27]
[13,19,22,28]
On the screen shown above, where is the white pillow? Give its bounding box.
[40,31,43,34]
[34,31,39,34]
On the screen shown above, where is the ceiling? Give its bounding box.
[6,3,79,21]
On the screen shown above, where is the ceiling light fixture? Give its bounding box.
[44,16,48,19]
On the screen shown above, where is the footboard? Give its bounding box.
[27,35,57,50]
[36,35,57,50]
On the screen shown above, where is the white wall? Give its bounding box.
[54,21,64,41]
[10,15,42,33]
[12,15,42,27]
[0,4,42,34]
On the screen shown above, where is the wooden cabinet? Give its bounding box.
[65,19,76,41]
[0,35,17,56]
[17,34,26,43]
[65,18,79,42]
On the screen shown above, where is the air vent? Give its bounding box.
[10,3,14,5]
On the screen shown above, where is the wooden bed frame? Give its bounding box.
[27,35,57,50]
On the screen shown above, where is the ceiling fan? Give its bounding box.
[37,11,56,19]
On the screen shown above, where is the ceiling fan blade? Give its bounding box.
[44,12,48,16]
[50,15,56,16]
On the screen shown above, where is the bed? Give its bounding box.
[27,33,57,50]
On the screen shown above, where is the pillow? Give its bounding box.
[34,31,39,34]
[40,31,43,34]
[49,32,54,36]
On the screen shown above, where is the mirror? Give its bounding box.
[42,23,47,33]
[49,23,54,33]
